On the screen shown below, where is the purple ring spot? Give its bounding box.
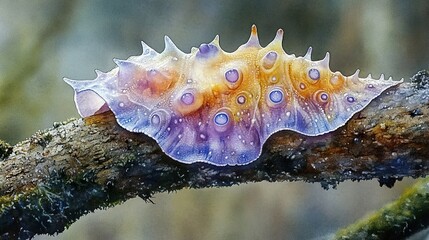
[225,69,239,83]
[214,112,229,126]
[267,51,277,60]
[237,95,246,104]
[151,114,160,125]
[269,89,284,104]
[320,92,329,101]
[308,68,320,80]
[347,96,355,103]
[263,52,278,69]
[181,92,195,105]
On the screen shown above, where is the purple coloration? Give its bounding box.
[295,110,307,131]
[151,114,160,125]
[64,28,403,166]
[237,95,246,104]
[199,44,210,53]
[347,96,355,103]
[263,51,278,69]
[214,112,229,126]
[266,51,277,61]
[308,68,320,80]
[320,92,328,101]
[225,69,239,83]
[269,89,283,104]
[181,92,194,105]
[197,43,218,58]
[116,60,139,89]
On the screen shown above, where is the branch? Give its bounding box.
[334,177,429,239]
[1,71,429,239]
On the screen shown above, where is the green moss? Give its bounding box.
[0,140,12,160]
[335,177,429,239]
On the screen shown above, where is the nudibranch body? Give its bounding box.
[64,25,402,166]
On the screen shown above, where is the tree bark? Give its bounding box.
[1,70,429,239]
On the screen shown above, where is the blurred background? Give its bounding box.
[0,0,428,239]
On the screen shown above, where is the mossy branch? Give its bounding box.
[334,177,429,239]
[1,71,429,239]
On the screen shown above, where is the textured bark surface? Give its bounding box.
[1,71,429,239]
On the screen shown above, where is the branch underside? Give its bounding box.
[1,71,429,239]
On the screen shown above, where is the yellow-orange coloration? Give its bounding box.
[64,25,403,165]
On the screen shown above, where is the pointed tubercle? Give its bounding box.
[141,40,158,56]
[163,35,184,56]
[244,24,261,48]
[350,69,360,83]
[304,46,313,60]
[266,28,284,48]
[113,58,134,68]
[94,69,104,78]
[275,28,284,41]
[210,35,220,48]
[63,77,94,92]
[63,77,78,87]
[319,52,330,69]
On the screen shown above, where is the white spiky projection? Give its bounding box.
[64,25,403,166]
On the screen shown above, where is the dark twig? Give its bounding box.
[1,71,429,239]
